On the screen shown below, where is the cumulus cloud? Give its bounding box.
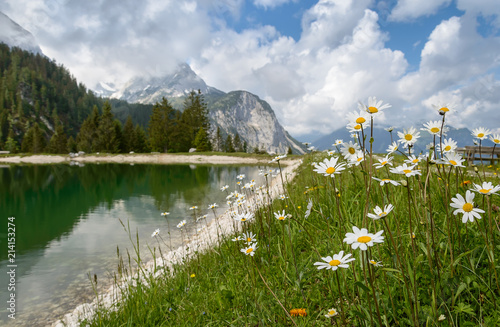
[389,0,452,21]
[253,0,294,10]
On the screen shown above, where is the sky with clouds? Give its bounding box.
[1,0,499,139]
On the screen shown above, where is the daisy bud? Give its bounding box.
[474,166,479,173]
[400,180,408,187]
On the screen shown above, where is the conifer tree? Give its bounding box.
[5,129,18,153]
[193,127,211,152]
[67,136,77,153]
[147,98,174,152]
[95,101,118,153]
[122,116,136,152]
[225,134,235,153]
[233,133,242,152]
[21,122,45,153]
[181,90,210,149]
[214,126,224,152]
[134,125,149,153]
[76,105,100,152]
[47,123,68,153]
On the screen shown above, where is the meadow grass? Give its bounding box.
[81,116,500,326]
[81,151,500,326]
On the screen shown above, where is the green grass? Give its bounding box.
[82,151,500,326]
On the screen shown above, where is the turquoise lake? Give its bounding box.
[0,163,268,326]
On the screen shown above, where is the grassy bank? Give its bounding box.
[81,149,500,326]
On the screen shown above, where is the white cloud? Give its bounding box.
[389,0,452,21]
[253,0,294,10]
[457,0,500,27]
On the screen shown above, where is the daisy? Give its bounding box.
[231,236,242,242]
[327,150,335,156]
[348,150,365,166]
[313,157,346,177]
[242,231,257,244]
[189,206,198,210]
[369,259,383,267]
[421,120,447,136]
[439,138,457,153]
[471,181,500,196]
[341,141,361,159]
[177,220,187,228]
[440,152,465,168]
[346,110,370,125]
[274,210,288,221]
[196,214,208,222]
[208,203,218,209]
[367,204,394,220]
[385,126,395,132]
[220,185,229,191]
[333,139,343,146]
[432,104,452,115]
[450,190,485,223]
[234,212,253,222]
[397,127,420,147]
[471,127,491,140]
[237,174,246,180]
[404,154,423,165]
[346,121,368,133]
[279,194,288,200]
[386,141,399,154]
[490,134,500,145]
[343,226,384,250]
[359,96,391,115]
[373,155,393,169]
[389,163,422,177]
[313,250,355,271]
[372,177,401,186]
[241,242,258,256]
[151,228,160,238]
[325,308,339,318]
[161,212,170,216]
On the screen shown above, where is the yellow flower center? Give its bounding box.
[430,127,440,133]
[326,167,336,174]
[246,248,253,254]
[329,259,341,266]
[494,139,500,144]
[381,161,387,165]
[356,117,366,124]
[477,133,484,138]
[412,159,419,163]
[370,260,377,265]
[379,212,387,216]
[449,160,457,166]
[279,216,285,220]
[368,106,378,113]
[444,145,451,151]
[403,169,412,174]
[462,203,473,212]
[440,107,449,113]
[328,310,337,315]
[241,218,246,221]
[357,157,362,162]
[354,124,361,130]
[348,147,355,154]
[247,238,252,242]
[382,179,390,182]
[479,189,491,194]
[357,236,372,243]
[405,134,413,141]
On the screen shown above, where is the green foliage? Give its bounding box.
[47,123,68,153]
[147,98,175,152]
[181,90,211,149]
[193,126,211,152]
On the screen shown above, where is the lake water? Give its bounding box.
[0,163,268,326]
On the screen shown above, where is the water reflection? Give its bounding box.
[0,163,266,326]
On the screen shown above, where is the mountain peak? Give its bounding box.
[0,11,42,54]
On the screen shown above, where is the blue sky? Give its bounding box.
[1,0,500,138]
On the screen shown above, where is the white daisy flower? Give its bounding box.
[151,228,160,238]
[385,126,395,132]
[359,96,391,115]
[343,226,384,250]
[346,110,370,125]
[373,155,393,169]
[386,141,400,154]
[232,236,242,242]
[241,242,258,256]
[421,120,447,136]
[439,152,465,168]
[471,181,500,196]
[333,139,343,146]
[196,214,208,222]
[274,210,288,221]
[372,177,401,186]
[325,308,339,318]
[389,164,421,177]
[313,250,355,271]
[189,206,198,210]
[348,150,365,166]
[237,174,246,180]
[432,104,452,115]
[450,190,485,223]
[313,157,346,177]
[439,138,458,153]
[471,127,491,140]
[397,127,420,147]
[161,212,170,216]
[220,185,229,191]
[341,141,361,159]
[177,220,187,228]
[404,154,423,165]
[346,121,368,133]
[242,231,257,244]
[208,203,218,209]
[489,134,500,145]
[234,212,254,222]
[367,204,394,220]
[369,259,383,267]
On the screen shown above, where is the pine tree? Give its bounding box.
[122,116,136,152]
[233,134,242,152]
[95,101,118,153]
[134,125,149,153]
[76,105,99,152]
[21,122,45,153]
[67,136,77,153]
[214,126,224,152]
[147,98,174,152]
[193,127,211,152]
[5,129,18,153]
[181,90,210,149]
[47,123,68,153]
[225,134,235,153]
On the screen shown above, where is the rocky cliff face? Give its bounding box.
[210,91,304,154]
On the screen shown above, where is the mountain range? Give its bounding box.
[0,12,42,54]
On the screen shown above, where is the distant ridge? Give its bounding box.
[0,11,42,54]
